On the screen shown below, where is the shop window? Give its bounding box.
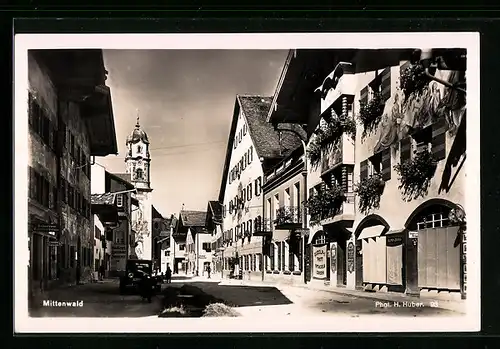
[281,241,287,271]
[270,243,275,270]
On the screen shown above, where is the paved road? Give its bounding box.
[30,279,163,317]
[188,281,461,318]
[29,278,462,318]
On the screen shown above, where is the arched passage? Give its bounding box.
[405,198,464,296]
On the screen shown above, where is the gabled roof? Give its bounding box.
[208,200,222,219]
[180,210,207,227]
[218,95,301,202]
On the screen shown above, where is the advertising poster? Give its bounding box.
[312,244,327,279]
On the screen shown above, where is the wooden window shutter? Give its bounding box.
[249,146,253,163]
[380,67,391,102]
[360,86,369,107]
[400,137,412,164]
[432,118,447,161]
[381,148,392,181]
[360,160,368,182]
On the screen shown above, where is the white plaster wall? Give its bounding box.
[222,107,264,259]
[91,163,106,194]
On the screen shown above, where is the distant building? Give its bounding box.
[28,49,117,301]
[174,210,207,275]
[158,214,177,274]
[91,164,139,277]
[206,201,223,274]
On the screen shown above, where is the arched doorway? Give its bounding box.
[406,200,464,295]
[354,214,394,290]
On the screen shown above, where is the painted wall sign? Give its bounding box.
[312,245,327,279]
[330,243,337,274]
[386,235,404,247]
[409,231,419,239]
[347,241,355,273]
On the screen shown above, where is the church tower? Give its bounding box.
[125,111,153,261]
[125,113,151,190]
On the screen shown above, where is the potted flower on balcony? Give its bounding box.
[354,173,385,215]
[274,206,294,226]
[319,112,357,150]
[399,62,431,101]
[305,185,346,226]
[307,139,323,169]
[394,149,437,201]
[358,92,385,139]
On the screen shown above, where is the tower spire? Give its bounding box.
[136,108,140,128]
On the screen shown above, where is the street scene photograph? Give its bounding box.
[14,33,480,333]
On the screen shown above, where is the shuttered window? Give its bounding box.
[360,86,369,107]
[249,146,253,163]
[432,118,447,161]
[255,176,262,196]
[381,148,392,181]
[400,137,412,164]
[380,67,392,102]
[360,160,368,182]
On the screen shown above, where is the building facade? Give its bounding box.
[218,95,300,281]
[28,49,117,301]
[173,210,206,275]
[266,48,467,300]
[262,147,306,285]
[124,116,153,261]
[206,201,223,274]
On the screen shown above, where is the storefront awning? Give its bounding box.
[357,225,386,240]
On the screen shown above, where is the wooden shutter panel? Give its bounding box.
[432,119,447,161]
[380,67,391,102]
[381,148,392,181]
[360,86,368,107]
[360,160,368,182]
[400,137,412,164]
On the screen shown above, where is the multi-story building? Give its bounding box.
[268,48,467,301]
[91,163,139,277]
[173,210,206,275]
[218,95,300,280]
[181,211,209,276]
[28,49,117,301]
[262,146,306,285]
[206,201,223,274]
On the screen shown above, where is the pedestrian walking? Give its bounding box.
[166,265,172,284]
[206,265,211,279]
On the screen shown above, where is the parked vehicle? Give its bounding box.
[119,259,162,294]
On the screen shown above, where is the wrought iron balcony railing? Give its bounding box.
[253,216,272,234]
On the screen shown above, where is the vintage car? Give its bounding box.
[119,259,162,294]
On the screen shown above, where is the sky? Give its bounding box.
[98,49,288,218]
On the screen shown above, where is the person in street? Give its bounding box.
[166,265,172,284]
[206,265,211,279]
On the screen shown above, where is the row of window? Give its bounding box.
[60,177,91,219]
[29,93,58,152]
[58,243,93,270]
[267,240,303,272]
[225,176,262,217]
[229,146,254,184]
[28,94,91,179]
[223,219,255,243]
[28,166,58,211]
[223,254,262,272]
[233,122,248,150]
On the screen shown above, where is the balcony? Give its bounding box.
[274,206,302,230]
[253,216,272,236]
[320,136,355,177]
[319,193,355,226]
